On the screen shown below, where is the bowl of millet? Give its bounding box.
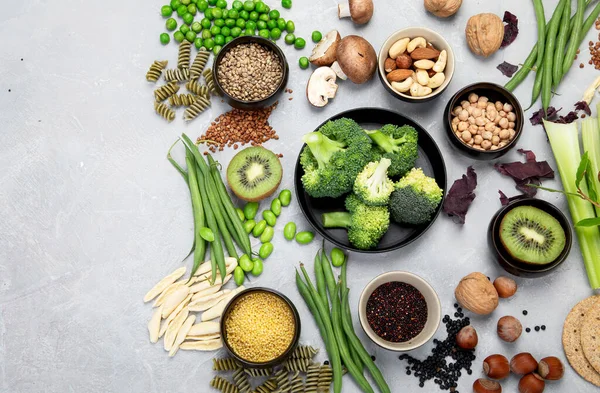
[213,36,289,110]
[220,287,301,368]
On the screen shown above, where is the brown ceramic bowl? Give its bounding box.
[443,82,524,160]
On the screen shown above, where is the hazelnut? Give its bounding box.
[454,272,499,315]
[497,315,522,342]
[456,325,478,349]
[493,276,517,298]
[384,58,397,73]
[395,53,413,69]
[518,373,545,393]
[483,354,510,379]
[511,353,538,375]
[473,378,502,393]
[537,356,564,380]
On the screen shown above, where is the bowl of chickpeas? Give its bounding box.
[443,83,524,160]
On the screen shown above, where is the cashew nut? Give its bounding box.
[391,77,414,93]
[407,37,427,53]
[416,69,430,86]
[410,82,432,97]
[389,38,410,59]
[433,50,447,73]
[427,72,446,89]
[413,59,435,70]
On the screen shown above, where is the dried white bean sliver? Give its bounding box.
[143,266,186,302]
[153,281,185,308]
[188,290,231,312]
[186,333,221,341]
[201,286,245,322]
[180,338,223,351]
[159,294,192,338]
[193,261,238,284]
[161,286,191,318]
[190,281,225,301]
[193,257,237,277]
[187,321,220,337]
[148,306,162,343]
[164,308,189,351]
[169,314,196,357]
[189,274,231,294]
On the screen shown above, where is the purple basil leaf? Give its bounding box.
[503,11,518,25]
[501,11,519,48]
[556,111,578,124]
[575,100,592,115]
[517,148,536,163]
[499,190,510,206]
[495,149,555,199]
[529,108,545,126]
[443,166,477,224]
[497,61,518,77]
[546,106,561,118]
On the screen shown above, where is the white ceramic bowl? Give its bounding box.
[358,271,441,351]
[378,27,455,102]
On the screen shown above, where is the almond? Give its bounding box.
[384,58,397,73]
[410,47,441,60]
[395,53,413,69]
[386,69,413,82]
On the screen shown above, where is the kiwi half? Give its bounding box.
[226,146,283,202]
[499,205,566,265]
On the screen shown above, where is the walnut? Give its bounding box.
[465,13,504,57]
[424,0,462,18]
[454,272,499,315]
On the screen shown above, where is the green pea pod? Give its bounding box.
[279,189,292,206]
[252,220,267,237]
[296,231,315,244]
[263,210,277,226]
[243,202,259,220]
[199,227,215,242]
[251,258,263,276]
[234,266,245,286]
[283,222,297,240]
[260,226,274,243]
[270,198,282,216]
[259,242,274,259]
[239,254,254,272]
[243,219,256,234]
[235,208,245,222]
[330,248,346,267]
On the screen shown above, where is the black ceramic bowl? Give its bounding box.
[220,287,300,368]
[443,82,524,160]
[487,198,572,277]
[212,36,289,110]
[294,107,447,254]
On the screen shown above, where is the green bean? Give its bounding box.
[563,0,586,74]
[533,0,547,72]
[263,210,277,226]
[296,231,315,244]
[184,152,207,277]
[279,189,292,206]
[199,171,228,280]
[167,139,188,183]
[259,242,273,259]
[295,270,328,358]
[270,198,282,216]
[543,0,566,110]
[341,261,362,370]
[300,265,342,393]
[321,249,336,297]
[234,266,244,286]
[283,222,296,240]
[243,202,259,220]
[553,0,571,86]
[330,248,346,267]
[215,193,242,251]
[341,288,391,393]
[204,174,238,259]
[235,208,245,222]
[529,63,544,109]
[315,250,328,308]
[252,220,267,237]
[243,219,256,233]
[199,227,215,241]
[260,226,274,243]
[251,258,263,275]
[239,254,253,272]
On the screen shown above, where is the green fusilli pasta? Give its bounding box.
[203,68,217,94]
[146,60,168,82]
[210,376,239,393]
[186,79,210,97]
[290,346,319,360]
[184,96,211,121]
[304,364,320,393]
[254,378,277,393]
[164,68,190,82]
[178,40,192,69]
[283,357,312,373]
[244,368,272,377]
[232,368,251,393]
[168,94,197,107]
[154,102,175,122]
[317,365,332,392]
[190,50,210,79]
[154,82,180,101]
[289,372,304,393]
[212,357,241,371]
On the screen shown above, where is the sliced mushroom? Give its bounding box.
[330,61,347,80]
[306,67,339,107]
[335,35,377,84]
[338,0,373,24]
[310,30,341,66]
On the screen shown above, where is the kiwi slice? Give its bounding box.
[499,205,566,265]
[226,147,283,202]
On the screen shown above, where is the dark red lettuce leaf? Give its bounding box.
[530,106,562,125]
[575,101,592,115]
[556,111,579,124]
[443,166,477,224]
[501,11,519,48]
[494,149,554,200]
[499,190,529,206]
[497,61,518,77]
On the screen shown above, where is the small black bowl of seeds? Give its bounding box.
[213,36,289,110]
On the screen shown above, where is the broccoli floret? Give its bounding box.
[322,195,390,250]
[353,158,394,206]
[300,118,373,198]
[367,124,419,177]
[389,168,443,225]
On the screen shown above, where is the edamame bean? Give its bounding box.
[330,247,346,267]
[252,219,267,237]
[270,199,282,216]
[234,266,245,286]
[279,189,292,206]
[251,258,263,276]
[242,219,255,234]
[243,202,259,220]
[235,208,245,222]
[260,226,274,243]
[259,242,274,259]
[263,210,277,226]
[283,222,296,240]
[239,254,254,272]
[296,231,314,244]
[199,227,215,242]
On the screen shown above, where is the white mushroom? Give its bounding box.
[330,61,347,80]
[338,0,373,24]
[306,67,339,107]
[309,30,341,67]
[335,35,377,84]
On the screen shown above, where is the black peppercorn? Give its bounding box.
[535,326,540,332]
[523,310,528,315]
[541,325,546,330]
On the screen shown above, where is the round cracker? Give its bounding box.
[563,296,600,387]
[581,300,600,375]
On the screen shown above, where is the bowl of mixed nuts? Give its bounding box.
[443,82,524,159]
[378,27,455,102]
[213,36,289,110]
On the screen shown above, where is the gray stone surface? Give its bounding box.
[1,0,598,392]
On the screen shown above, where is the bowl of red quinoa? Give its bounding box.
[358,271,441,351]
[220,287,300,368]
[213,36,289,110]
